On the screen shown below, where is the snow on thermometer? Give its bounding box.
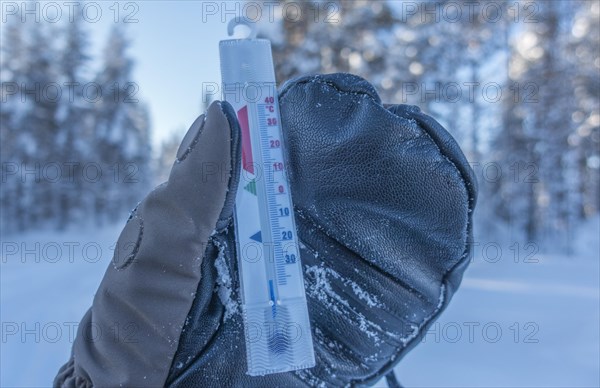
[219,18,315,376]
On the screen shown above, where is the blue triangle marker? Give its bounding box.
[250,231,262,243]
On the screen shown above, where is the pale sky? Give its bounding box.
[87,1,255,150]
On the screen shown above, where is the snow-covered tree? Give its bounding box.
[1,12,152,232]
[19,15,62,228]
[93,25,151,223]
[258,0,599,251]
[55,11,92,228]
[1,8,29,231]
[569,0,600,219]
[259,0,398,92]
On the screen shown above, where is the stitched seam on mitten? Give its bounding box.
[176,115,207,163]
[113,214,144,271]
[215,103,242,232]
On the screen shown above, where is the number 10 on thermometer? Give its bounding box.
[219,21,315,376]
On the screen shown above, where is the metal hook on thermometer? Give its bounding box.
[227,17,258,39]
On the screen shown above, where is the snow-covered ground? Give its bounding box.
[1,223,122,387]
[1,219,599,387]
[398,217,600,387]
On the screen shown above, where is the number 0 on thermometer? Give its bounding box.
[219,19,315,376]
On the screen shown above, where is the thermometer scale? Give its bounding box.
[219,19,315,376]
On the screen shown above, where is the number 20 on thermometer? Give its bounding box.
[219,19,315,376]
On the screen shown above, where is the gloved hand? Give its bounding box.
[55,73,477,387]
[54,100,242,387]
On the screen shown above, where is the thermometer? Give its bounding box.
[219,18,315,376]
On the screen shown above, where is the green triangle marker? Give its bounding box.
[244,179,257,195]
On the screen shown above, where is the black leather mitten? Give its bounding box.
[55,73,476,387]
[166,73,477,387]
